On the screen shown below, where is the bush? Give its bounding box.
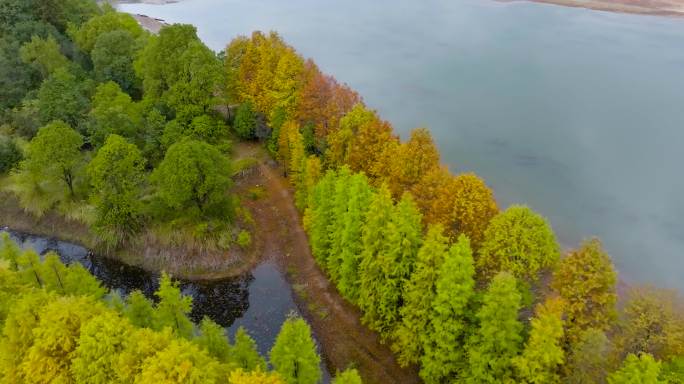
[237,230,251,248]
[0,136,23,174]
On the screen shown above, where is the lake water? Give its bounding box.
[119,0,684,290]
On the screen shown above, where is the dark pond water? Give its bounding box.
[1,228,328,374]
[119,0,684,291]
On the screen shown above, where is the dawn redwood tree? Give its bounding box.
[332,368,363,384]
[152,139,233,219]
[87,134,145,244]
[467,271,523,384]
[513,297,566,384]
[303,169,337,266]
[336,173,374,303]
[71,312,134,383]
[296,155,322,211]
[370,192,423,338]
[410,166,457,229]
[552,238,617,344]
[386,128,440,197]
[137,339,223,383]
[326,166,352,282]
[393,225,449,366]
[477,205,559,282]
[153,273,194,340]
[612,286,684,363]
[194,317,233,363]
[232,327,267,372]
[420,234,476,384]
[269,317,321,384]
[23,120,83,196]
[357,184,394,325]
[451,172,499,248]
[123,290,155,329]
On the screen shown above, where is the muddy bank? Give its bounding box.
[246,153,420,384]
[504,0,684,16]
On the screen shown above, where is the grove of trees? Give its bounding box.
[0,233,362,384]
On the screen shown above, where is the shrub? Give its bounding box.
[236,230,251,249]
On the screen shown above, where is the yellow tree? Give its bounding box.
[277,120,297,174]
[552,239,617,344]
[451,172,499,248]
[229,369,284,384]
[410,166,457,229]
[271,48,305,120]
[386,128,440,197]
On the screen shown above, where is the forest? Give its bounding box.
[0,0,683,383]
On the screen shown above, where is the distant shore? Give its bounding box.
[503,0,684,17]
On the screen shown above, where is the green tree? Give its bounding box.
[332,368,363,384]
[71,312,134,384]
[153,273,194,339]
[477,205,560,282]
[304,169,337,266]
[137,339,223,383]
[88,81,142,147]
[325,166,352,281]
[135,24,221,123]
[513,298,565,384]
[357,184,394,320]
[294,155,321,211]
[0,233,21,270]
[22,120,83,196]
[123,290,155,329]
[364,192,423,338]
[37,68,91,128]
[232,326,267,371]
[234,101,257,139]
[466,271,523,384]
[92,30,141,97]
[69,5,143,53]
[19,35,69,78]
[336,173,373,303]
[194,317,233,364]
[393,225,449,366]
[552,239,617,344]
[269,316,321,384]
[20,296,104,383]
[152,139,233,219]
[88,134,145,245]
[420,234,476,383]
[607,353,664,384]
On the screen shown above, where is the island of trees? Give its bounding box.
[0,0,682,383]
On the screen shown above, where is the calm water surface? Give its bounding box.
[120,0,684,290]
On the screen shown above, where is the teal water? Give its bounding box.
[120,0,684,290]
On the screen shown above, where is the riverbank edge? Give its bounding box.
[501,0,684,17]
[0,191,261,281]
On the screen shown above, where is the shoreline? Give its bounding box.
[502,0,684,17]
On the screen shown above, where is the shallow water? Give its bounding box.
[120,0,684,290]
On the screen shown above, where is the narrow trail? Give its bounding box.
[247,156,420,384]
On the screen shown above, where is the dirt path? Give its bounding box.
[243,152,419,384]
